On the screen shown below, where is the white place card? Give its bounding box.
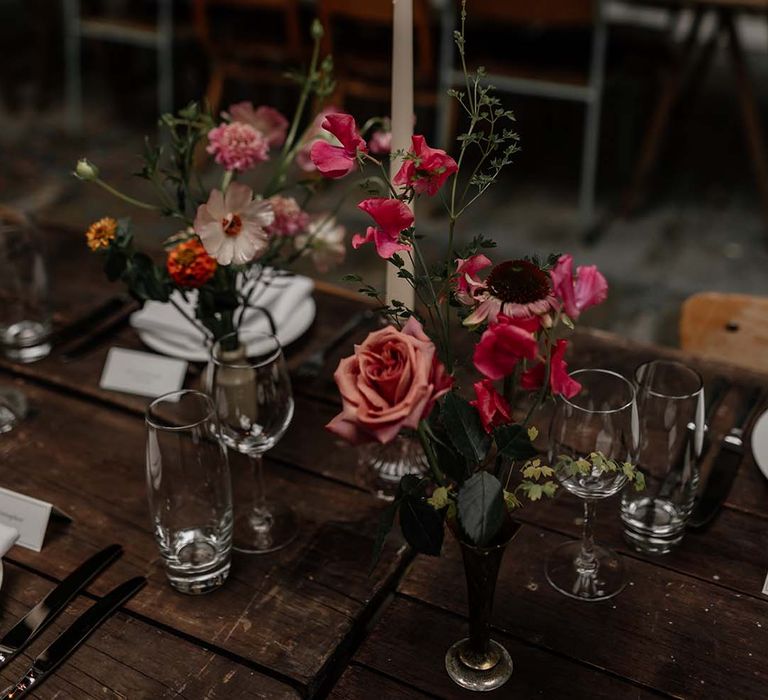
[100,347,187,399]
[0,486,52,552]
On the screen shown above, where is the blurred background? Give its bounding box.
[2,0,768,347]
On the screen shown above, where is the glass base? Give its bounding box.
[621,497,686,555]
[356,434,429,501]
[445,638,513,692]
[233,500,298,554]
[546,541,625,601]
[165,541,231,595]
[0,387,27,434]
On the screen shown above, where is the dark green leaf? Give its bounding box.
[442,392,490,465]
[494,423,538,461]
[457,472,505,546]
[400,494,444,556]
[103,249,127,282]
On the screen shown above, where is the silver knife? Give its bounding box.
[0,544,122,668]
[688,386,765,530]
[0,576,146,700]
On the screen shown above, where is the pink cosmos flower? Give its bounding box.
[368,129,392,155]
[326,317,453,444]
[265,195,310,238]
[295,215,346,273]
[393,135,458,196]
[462,259,558,328]
[207,122,269,172]
[454,253,492,305]
[520,339,581,399]
[550,254,608,320]
[473,314,539,381]
[310,113,367,178]
[296,106,340,172]
[226,102,288,148]
[351,198,414,259]
[194,183,274,265]
[470,379,512,434]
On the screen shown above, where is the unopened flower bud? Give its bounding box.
[311,19,324,40]
[74,159,99,181]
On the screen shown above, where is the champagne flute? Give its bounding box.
[546,369,638,601]
[209,330,296,554]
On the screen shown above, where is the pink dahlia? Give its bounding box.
[207,122,269,172]
[462,259,557,328]
[265,195,310,238]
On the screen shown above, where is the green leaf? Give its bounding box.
[442,393,490,466]
[400,494,444,556]
[427,486,450,510]
[103,248,127,282]
[494,423,537,461]
[457,472,505,546]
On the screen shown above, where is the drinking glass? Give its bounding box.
[621,360,705,554]
[0,386,27,434]
[546,369,638,601]
[145,390,233,594]
[0,213,51,363]
[209,330,296,554]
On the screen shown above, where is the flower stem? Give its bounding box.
[92,178,162,211]
[417,421,446,486]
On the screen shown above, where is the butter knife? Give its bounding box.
[688,386,764,530]
[0,576,146,700]
[0,544,122,669]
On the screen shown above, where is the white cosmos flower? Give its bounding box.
[194,183,274,265]
[295,215,346,273]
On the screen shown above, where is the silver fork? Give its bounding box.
[294,309,375,380]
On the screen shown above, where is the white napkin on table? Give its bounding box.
[130,273,314,352]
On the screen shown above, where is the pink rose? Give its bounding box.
[454,253,492,305]
[351,197,414,259]
[326,317,453,444]
[226,102,288,148]
[520,339,581,399]
[310,113,367,178]
[393,135,458,196]
[550,254,608,320]
[470,379,512,433]
[473,314,539,381]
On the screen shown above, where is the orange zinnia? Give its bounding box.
[166,238,217,288]
[85,217,118,251]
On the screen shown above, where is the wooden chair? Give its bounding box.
[316,0,436,110]
[193,0,303,118]
[435,0,606,228]
[680,292,768,373]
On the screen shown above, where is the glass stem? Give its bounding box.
[577,500,598,572]
[248,453,270,527]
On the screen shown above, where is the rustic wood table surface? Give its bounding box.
[0,228,766,699]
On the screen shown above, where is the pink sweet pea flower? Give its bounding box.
[550,254,608,320]
[520,339,581,399]
[470,379,512,433]
[454,253,492,305]
[226,102,289,148]
[393,135,458,196]
[296,106,339,172]
[351,198,414,259]
[326,317,452,445]
[473,314,539,381]
[310,113,367,178]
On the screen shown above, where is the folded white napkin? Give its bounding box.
[0,523,19,557]
[131,272,314,353]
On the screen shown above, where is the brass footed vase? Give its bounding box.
[445,520,520,692]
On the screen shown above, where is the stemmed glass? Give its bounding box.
[546,369,638,601]
[209,330,296,554]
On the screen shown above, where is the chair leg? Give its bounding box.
[63,0,83,133]
[157,0,174,117]
[206,65,225,118]
[622,7,706,217]
[723,11,768,228]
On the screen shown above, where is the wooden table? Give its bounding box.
[1,227,767,698]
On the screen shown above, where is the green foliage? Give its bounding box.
[555,452,645,491]
[442,393,490,466]
[457,471,505,546]
[494,424,538,461]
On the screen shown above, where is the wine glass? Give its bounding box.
[209,330,296,554]
[546,369,638,601]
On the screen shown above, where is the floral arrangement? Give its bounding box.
[73,22,362,344]
[310,10,631,558]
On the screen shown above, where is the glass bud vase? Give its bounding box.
[356,431,428,501]
[445,521,520,692]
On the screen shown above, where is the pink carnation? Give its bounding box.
[265,195,310,237]
[207,122,269,172]
[226,102,288,149]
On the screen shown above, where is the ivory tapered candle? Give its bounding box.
[387,0,416,309]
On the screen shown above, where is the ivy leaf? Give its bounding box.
[442,393,490,466]
[494,423,537,461]
[457,472,504,546]
[400,494,445,556]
